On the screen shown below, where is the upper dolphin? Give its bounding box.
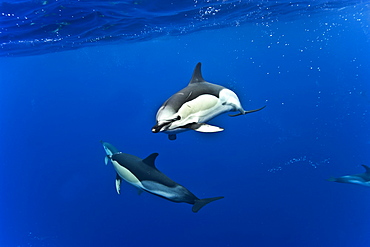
[152,62,265,140]
[327,165,370,187]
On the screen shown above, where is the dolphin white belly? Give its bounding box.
[111,160,145,190]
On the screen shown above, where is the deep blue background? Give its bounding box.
[1,5,370,247]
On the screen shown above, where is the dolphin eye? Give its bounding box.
[176,115,181,120]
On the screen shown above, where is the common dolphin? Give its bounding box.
[327,165,370,187]
[152,62,265,140]
[101,141,224,212]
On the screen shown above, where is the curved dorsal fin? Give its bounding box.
[142,153,159,168]
[362,164,370,173]
[189,62,205,84]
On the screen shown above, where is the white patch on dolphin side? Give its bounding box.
[162,91,242,132]
[347,179,370,187]
[111,160,144,189]
[167,94,222,128]
[177,94,219,119]
[155,87,246,134]
[338,175,370,187]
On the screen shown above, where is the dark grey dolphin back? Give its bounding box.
[161,63,225,113]
[163,83,224,113]
[111,153,178,187]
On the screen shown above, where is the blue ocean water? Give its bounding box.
[1,0,370,246]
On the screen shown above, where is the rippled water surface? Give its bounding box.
[1,0,369,56]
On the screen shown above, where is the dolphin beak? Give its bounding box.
[152,116,180,133]
[152,124,162,133]
[152,122,168,133]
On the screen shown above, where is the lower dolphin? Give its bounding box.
[101,141,224,212]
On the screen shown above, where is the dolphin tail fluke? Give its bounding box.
[229,105,266,117]
[192,196,224,213]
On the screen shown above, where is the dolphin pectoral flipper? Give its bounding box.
[192,196,224,213]
[104,156,109,165]
[186,123,224,133]
[229,105,266,117]
[168,134,177,140]
[115,173,122,194]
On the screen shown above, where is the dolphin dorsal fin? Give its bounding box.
[142,153,159,168]
[362,164,370,174]
[189,62,205,84]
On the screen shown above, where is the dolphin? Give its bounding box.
[101,141,224,212]
[152,62,265,140]
[327,165,370,187]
